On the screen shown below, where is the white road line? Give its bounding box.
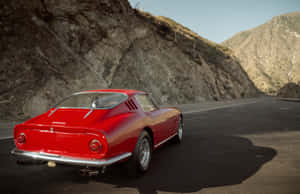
[279,98,300,102]
[0,136,13,140]
[182,100,260,115]
[0,99,262,141]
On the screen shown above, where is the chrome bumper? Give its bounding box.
[11,148,132,167]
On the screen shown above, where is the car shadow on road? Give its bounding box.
[0,134,276,194]
[90,134,277,194]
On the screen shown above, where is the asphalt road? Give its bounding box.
[1,98,300,194]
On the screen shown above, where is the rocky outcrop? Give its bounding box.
[277,82,300,98]
[0,0,258,119]
[223,12,300,95]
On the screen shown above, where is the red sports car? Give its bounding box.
[11,89,183,175]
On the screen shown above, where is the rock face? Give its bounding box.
[0,0,258,119]
[277,83,300,98]
[223,12,300,95]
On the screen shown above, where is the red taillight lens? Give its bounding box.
[17,133,26,144]
[89,139,102,152]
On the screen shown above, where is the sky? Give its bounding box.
[128,0,300,43]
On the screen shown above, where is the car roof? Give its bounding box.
[79,89,146,96]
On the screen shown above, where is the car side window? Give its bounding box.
[135,95,156,112]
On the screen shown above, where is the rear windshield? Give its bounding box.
[55,92,128,109]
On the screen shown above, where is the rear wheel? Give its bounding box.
[173,117,183,144]
[126,130,152,177]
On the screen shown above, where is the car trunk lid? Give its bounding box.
[28,108,109,130]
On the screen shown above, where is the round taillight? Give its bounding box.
[17,133,26,144]
[89,139,102,152]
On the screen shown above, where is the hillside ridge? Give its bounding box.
[224,12,300,94]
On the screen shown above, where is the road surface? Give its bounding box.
[0,97,300,194]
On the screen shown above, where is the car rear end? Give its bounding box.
[13,123,108,160]
[11,91,133,168]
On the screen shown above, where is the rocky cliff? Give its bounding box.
[0,0,258,119]
[278,83,300,98]
[224,12,300,95]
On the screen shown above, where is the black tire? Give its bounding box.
[173,116,183,144]
[126,130,152,177]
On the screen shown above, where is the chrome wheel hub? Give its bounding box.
[178,124,183,140]
[139,138,151,169]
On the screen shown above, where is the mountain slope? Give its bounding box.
[223,12,300,94]
[0,0,258,119]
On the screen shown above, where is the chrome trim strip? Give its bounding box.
[73,92,128,97]
[11,148,132,167]
[154,133,178,148]
[52,122,66,125]
[83,109,94,119]
[48,108,58,117]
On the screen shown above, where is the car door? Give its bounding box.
[135,94,169,145]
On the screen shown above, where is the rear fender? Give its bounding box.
[98,113,145,158]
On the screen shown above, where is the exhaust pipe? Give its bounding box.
[79,168,100,176]
[47,161,56,167]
